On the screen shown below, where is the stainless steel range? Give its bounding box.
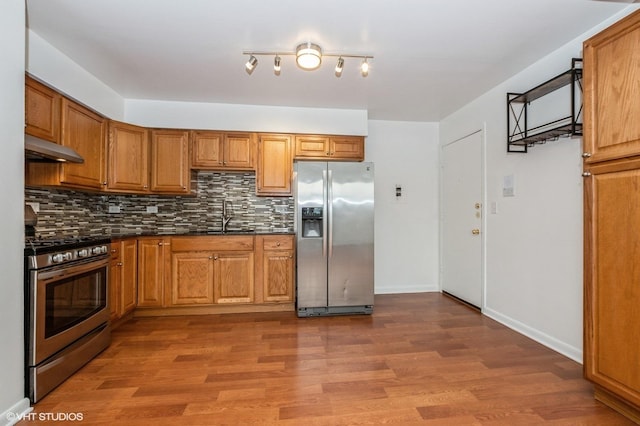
[24,237,111,403]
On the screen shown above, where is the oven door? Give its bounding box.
[28,257,110,366]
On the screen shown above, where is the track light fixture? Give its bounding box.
[245,55,258,74]
[243,42,373,77]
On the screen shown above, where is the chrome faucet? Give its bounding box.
[222,200,232,232]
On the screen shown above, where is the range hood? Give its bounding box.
[25,134,84,164]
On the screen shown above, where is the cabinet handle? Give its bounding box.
[111,249,117,253]
[143,185,148,189]
[214,256,218,260]
[182,186,186,190]
[289,255,293,259]
[158,242,163,246]
[102,181,107,186]
[582,172,592,177]
[276,242,280,247]
[117,262,123,266]
[582,152,592,158]
[209,256,213,260]
[326,152,330,155]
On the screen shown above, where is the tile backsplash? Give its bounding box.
[25,172,294,238]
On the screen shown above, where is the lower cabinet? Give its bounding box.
[109,238,137,322]
[134,234,294,314]
[214,252,254,304]
[261,235,294,303]
[137,238,170,307]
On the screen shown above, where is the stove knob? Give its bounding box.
[92,246,102,255]
[78,249,89,258]
[52,253,64,263]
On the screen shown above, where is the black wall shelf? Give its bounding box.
[507,58,583,153]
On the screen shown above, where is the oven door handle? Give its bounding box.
[37,257,110,282]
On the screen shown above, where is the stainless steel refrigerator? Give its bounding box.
[294,161,374,317]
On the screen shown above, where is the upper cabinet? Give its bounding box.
[257,134,293,196]
[26,94,107,191]
[107,125,190,194]
[107,121,149,192]
[295,135,364,161]
[191,131,255,170]
[150,130,190,194]
[584,13,640,164]
[25,76,60,142]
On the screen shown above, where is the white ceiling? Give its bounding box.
[25,0,637,122]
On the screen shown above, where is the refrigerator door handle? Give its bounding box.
[322,169,328,258]
[328,168,333,258]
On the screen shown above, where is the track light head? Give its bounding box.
[274,55,281,76]
[360,58,369,77]
[335,57,344,77]
[245,55,258,74]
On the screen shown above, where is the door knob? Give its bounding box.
[471,229,480,235]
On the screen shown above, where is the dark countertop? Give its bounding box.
[110,230,295,240]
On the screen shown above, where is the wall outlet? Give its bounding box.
[274,205,288,214]
[108,205,121,214]
[146,206,158,214]
[26,202,40,213]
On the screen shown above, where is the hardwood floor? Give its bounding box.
[25,293,634,425]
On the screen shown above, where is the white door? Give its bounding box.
[441,130,483,308]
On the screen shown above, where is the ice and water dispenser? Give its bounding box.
[301,207,323,238]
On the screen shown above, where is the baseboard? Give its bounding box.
[0,398,32,426]
[483,307,583,363]
[375,283,439,294]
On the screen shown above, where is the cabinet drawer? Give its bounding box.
[263,235,294,250]
[171,236,254,252]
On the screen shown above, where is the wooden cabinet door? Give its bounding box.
[192,131,223,168]
[171,252,214,305]
[120,239,138,315]
[584,10,640,163]
[224,132,255,169]
[214,252,254,304]
[150,130,190,193]
[584,158,640,409]
[257,134,292,196]
[59,98,106,189]
[330,136,365,160]
[263,250,294,302]
[107,121,149,192]
[295,135,330,158]
[25,76,60,142]
[109,242,122,322]
[137,238,168,307]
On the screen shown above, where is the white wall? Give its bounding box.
[0,1,32,424]
[440,7,639,362]
[125,99,368,135]
[366,120,440,293]
[26,30,125,120]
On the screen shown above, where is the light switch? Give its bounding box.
[503,174,515,197]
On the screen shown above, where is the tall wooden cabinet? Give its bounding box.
[583,9,640,423]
